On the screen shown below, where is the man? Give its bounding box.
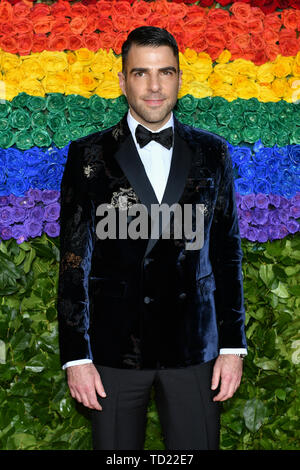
[57,26,247,450]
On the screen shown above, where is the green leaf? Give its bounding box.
[259,264,275,287]
[0,339,6,364]
[23,248,36,274]
[270,281,290,298]
[243,398,267,432]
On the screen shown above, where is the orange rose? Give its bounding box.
[99,32,114,52]
[147,13,168,29]
[32,34,48,53]
[230,2,252,23]
[265,44,280,62]
[229,19,246,37]
[168,2,187,20]
[69,34,83,51]
[83,33,100,53]
[253,49,269,67]
[131,0,152,19]
[48,34,69,52]
[13,1,31,18]
[51,1,72,18]
[250,34,266,51]
[51,18,70,36]
[263,28,279,45]
[0,35,17,54]
[232,33,251,51]
[185,5,206,21]
[0,21,15,36]
[185,17,207,33]
[247,18,264,34]
[33,16,54,35]
[189,34,207,53]
[16,33,33,56]
[282,9,298,30]
[263,12,282,32]
[96,1,112,17]
[206,45,225,61]
[167,17,184,35]
[13,18,33,35]
[279,30,299,57]
[84,16,101,35]
[112,1,131,17]
[30,3,51,20]
[0,0,13,22]
[113,32,128,56]
[97,17,112,33]
[111,15,132,32]
[69,16,87,35]
[152,0,170,17]
[205,29,226,48]
[207,8,230,26]
[71,3,88,18]
[87,4,100,18]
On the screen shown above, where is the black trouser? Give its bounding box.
[91,359,220,450]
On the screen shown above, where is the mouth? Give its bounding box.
[144,99,165,107]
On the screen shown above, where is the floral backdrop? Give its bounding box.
[0,0,299,450]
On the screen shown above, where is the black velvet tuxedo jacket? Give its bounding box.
[57,112,247,370]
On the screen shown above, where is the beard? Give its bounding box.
[127,94,178,127]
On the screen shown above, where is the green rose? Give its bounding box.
[11,92,29,109]
[0,118,8,131]
[31,112,47,129]
[47,112,68,132]
[176,94,198,114]
[66,94,89,110]
[9,109,31,130]
[52,128,72,148]
[261,129,277,147]
[228,115,244,130]
[27,96,46,113]
[31,128,52,147]
[176,112,196,127]
[15,130,33,150]
[46,93,66,114]
[226,130,242,146]
[0,101,11,118]
[290,127,300,144]
[246,98,262,113]
[68,123,84,141]
[197,97,213,111]
[243,111,260,128]
[215,108,232,126]
[69,108,89,125]
[0,130,15,148]
[242,126,261,144]
[89,94,106,115]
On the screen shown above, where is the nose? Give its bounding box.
[147,73,161,93]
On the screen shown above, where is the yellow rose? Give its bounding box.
[0,82,19,101]
[258,84,280,102]
[39,51,68,74]
[208,71,224,90]
[271,78,289,98]
[214,84,237,102]
[232,59,257,79]
[43,72,73,94]
[90,50,114,77]
[95,79,121,99]
[214,64,235,84]
[20,77,45,97]
[20,56,45,81]
[272,56,293,78]
[182,48,198,65]
[75,48,95,66]
[182,81,212,99]
[233,76,260,99]
[256,62,274,83]
[192,52,213,81]
[216,49,231,64]
[292,53,300,77]
[0,51,21,73]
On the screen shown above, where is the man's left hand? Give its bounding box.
[211,354,243,402]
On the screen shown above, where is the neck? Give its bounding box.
[129,108,172,132]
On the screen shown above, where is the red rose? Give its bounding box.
[69,34,83,51]
[13,18,33,35]
[97,17,112,33]
[30,4,51,20]
[51,18,70,36]
[31,34,48,53]
[207,8,230,26]
[48,34,69,52]
[83,33,100,52]
[111,14,132,32]
[113,32,128,55]
[0,35,17,54]
[32,16,54,35]
[69,16,88,35]
[253,49,269,66]
[0,1,13,22]
[13,1,31,18]
[51,1,72,18]
[147,13,169,29]
[16,32,33,56]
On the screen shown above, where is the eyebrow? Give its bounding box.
[129,66,177,74]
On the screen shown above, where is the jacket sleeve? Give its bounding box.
[209,138,247,351]
[56,140,95,366]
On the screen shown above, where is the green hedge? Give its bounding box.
[0,234,299,450]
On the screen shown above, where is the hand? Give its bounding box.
[66,363,107,410]
[211,354,243,402]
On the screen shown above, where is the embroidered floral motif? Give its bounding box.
[83,164,96,178]
[112,122,124,141]
[61,251,82,272]
[108,187,139,210]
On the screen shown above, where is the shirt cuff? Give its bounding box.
[219,348,247,355]
[62,359,93,370]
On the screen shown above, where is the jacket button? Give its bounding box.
[144,296,153,304]
[178,292,186,300]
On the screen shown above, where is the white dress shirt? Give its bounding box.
[62,110,246,369]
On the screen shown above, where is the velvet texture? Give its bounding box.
[57,112,247,369]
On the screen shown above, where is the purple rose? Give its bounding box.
[292,193,300,208]
[28,206,45,222]
[15,195,35,209]
[0,206,13,224]
[268,194,281,208]
[44,222,60,237]
[290,205,300,218]
[12,206,27,223]
[256,228,268,243]
[44,202,60,221]
[0,226,12,240]
[11,224,28,244]
[255,193,269,209]
[245,226,258,242]
[24,220,43,238]
[286,219,299,234]
[240,193,255,209]
[26,188,43,202]
[41,190,60,205]
[278,224,289,239]
[0,196,9,206]
[252,208,269,225]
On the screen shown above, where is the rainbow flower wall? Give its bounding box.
[0,0,299,243]
[0,0,299,451]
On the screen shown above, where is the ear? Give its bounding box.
[118,71,127,97]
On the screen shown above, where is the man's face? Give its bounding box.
[118,44,182,131]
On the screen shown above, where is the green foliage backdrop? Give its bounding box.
[0,233,299,450]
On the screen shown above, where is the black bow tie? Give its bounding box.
[135,124,173,150]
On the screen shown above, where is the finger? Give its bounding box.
[211,364,221,391]
[95,374,107,398]
[213,375,231,401]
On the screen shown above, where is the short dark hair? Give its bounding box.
[121,26,179,76]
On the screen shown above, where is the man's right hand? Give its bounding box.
[66,363,107,410]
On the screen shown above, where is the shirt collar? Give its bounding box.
[127,109,174,147]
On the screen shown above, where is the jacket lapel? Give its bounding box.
[112,112,194,257]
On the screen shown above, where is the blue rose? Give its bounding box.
[235,178,253,195]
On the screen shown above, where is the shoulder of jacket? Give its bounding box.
[175,118,227,150]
